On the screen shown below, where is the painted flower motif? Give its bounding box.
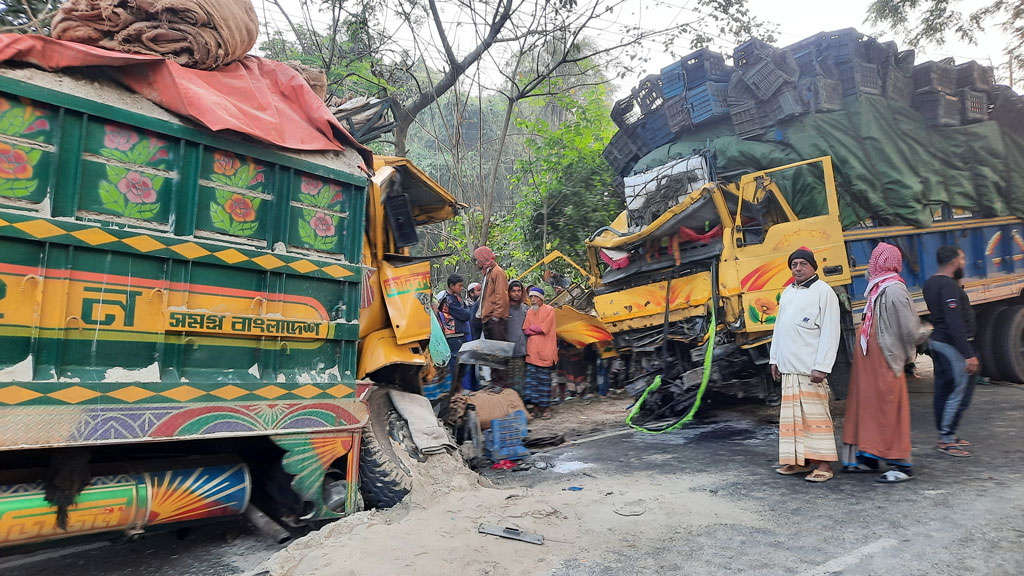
[330,188,344,204]
[117,171,157,204]
[225,193,256,222]
[249,172,265,186]
[310,211,335,237]
[23,118,50,134]
[213,151,241,176]
[0,142,33,179]
[104,126,139,151]
[0,98,10,112]
[301,176,323,196]
[754,297,777,317]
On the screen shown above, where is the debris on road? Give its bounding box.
[478,524,545,545]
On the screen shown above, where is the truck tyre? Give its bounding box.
[358,388,413,509]
[992,305,1024,384]
[975,305,1007,380]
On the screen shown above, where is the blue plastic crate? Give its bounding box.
[661,60,686,99]
[484,409,529,461]
[686,82,730,124]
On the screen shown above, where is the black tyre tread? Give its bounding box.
[358,389,413,509]
[975,305,1006,380]
[359,426,412,509]
[992,305,1024,384]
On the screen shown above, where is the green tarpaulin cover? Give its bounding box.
[633,94,1023,229]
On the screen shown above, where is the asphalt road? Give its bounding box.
[4,377,1022,575]
[488,379,1024,575]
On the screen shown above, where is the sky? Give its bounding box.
[253,0,1019,95]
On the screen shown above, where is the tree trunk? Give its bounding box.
[478,101,515,247]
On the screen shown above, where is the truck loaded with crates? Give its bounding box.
[0,36,458,550]
[593,30,1024,425]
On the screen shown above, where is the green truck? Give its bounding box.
[0,58,456,549]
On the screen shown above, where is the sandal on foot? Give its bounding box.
[804,469,834,483]
[776,464,812,475]
[937,443,972,457]
[953,437,971,446]
[876,470,914,483]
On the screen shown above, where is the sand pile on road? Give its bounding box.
[260,448,761,576]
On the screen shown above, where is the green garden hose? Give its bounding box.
[626,306,716,434]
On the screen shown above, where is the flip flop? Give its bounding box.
[804,469,834,483]
[953,438,971,446]
[876,470,914,483]
[776,464,813,475]
[937,444,972,457]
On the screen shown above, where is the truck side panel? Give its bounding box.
[844,216,1024,312]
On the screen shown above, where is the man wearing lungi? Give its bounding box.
[770,247,841,482]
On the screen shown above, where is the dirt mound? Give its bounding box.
[259,443,759,576]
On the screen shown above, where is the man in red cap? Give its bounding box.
[770,247,841,482]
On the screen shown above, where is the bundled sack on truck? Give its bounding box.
[51,0,259,70]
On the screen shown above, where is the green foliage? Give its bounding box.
[0,0,58,34]
[867,0,1024,81]
[509,84,622,276]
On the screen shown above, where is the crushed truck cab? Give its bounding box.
[588,150,1024,410]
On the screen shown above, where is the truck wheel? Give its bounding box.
[975,305,1007,380]
[992,305,1024,383]
[358,388,414,509]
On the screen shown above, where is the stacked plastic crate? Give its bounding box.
[912,58,962,126]
[787,34,844,113]
[875,42,916,105]
[955,60,994,124]
[728,38,803,138]
[818,29,883,97]
[603,74,677,176]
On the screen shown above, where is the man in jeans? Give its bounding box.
[923,245,978,457]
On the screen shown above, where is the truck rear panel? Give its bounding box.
[0,69,369,452]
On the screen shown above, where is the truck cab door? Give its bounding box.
[727,157,851,335]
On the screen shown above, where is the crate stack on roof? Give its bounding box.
[601,28,1006,177]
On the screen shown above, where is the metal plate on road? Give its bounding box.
[477,524,544,545]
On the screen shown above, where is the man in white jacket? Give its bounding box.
[769,247,841,482]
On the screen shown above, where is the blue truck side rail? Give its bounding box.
[844,215,1024,314]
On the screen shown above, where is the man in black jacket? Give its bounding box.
[438,274,472,389]
[923,245,978,457]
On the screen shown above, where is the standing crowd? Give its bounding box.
[771,243,979,484]
[433,246,613,421]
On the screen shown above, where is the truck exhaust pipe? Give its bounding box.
[244,505,291,544]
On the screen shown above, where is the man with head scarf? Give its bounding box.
[841,243,928,483]
[769,247,842,482]
[506,280,529,397]
[523,286,557,418]
[474,245,510,387]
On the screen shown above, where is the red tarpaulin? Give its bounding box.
[0,34,373,168]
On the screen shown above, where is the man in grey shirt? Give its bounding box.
[506,280,529,398]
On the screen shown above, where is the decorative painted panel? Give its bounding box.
[195,149,268,242]
[78,121,176,225]
[288,173,349,253]
[0,93,54,205]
